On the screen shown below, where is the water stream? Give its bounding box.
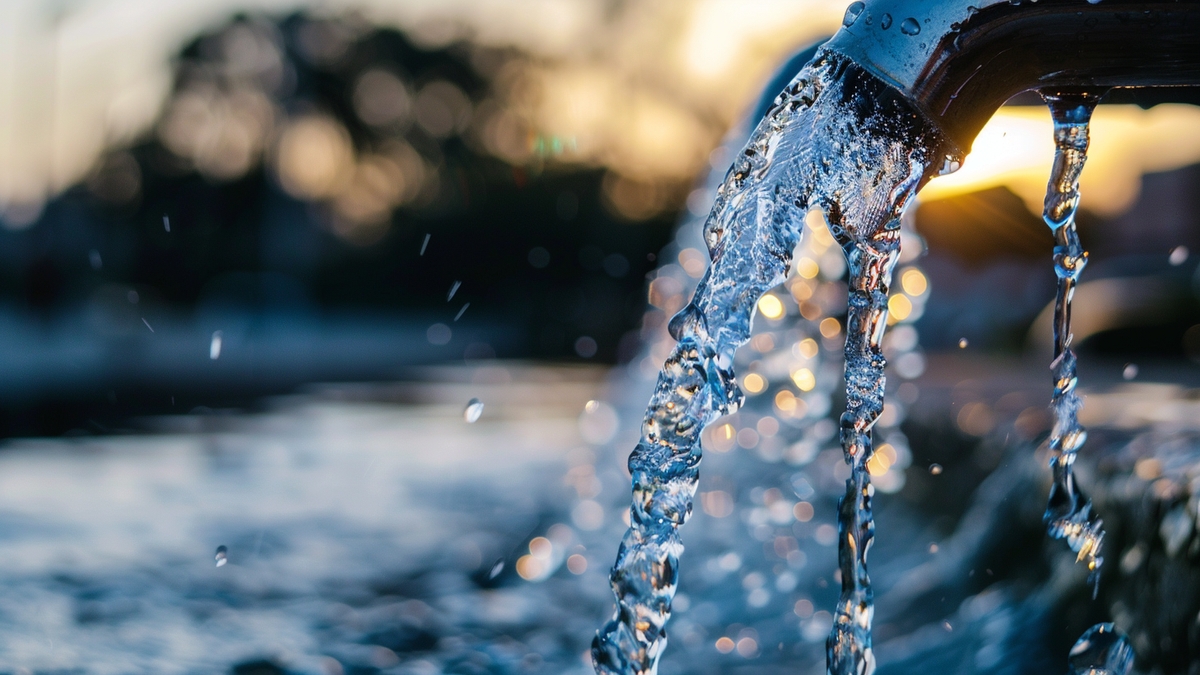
[1040,92,1132,675]
[591,51,944,675]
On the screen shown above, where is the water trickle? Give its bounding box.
[1068,623,1133,675]
[464,398,485,423]
[215,545,228,567]
[592,52,945,675]
[900,18,921,35]
[1040,91,1105,593]
[843,1,865,26]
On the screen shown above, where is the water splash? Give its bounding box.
[592,51,945,675]
[1069,623,1134,675]
[1040,91,1105,591]
[215,545,228,567]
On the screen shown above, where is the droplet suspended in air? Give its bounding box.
[488,559,504,579]
[1122,363,1138,380]
[1068,623,1133,675]
[929,463,943,475]
[215,545,228,567]
[1169,245,1188,266]
[89,249,103,270]
[163,215,171,232]
[420,233,431,256]
[447,280,461,301]
[843,1,865,26]
[210,331,223,360]
[900,18,922,35]
[958,338,968,349]
[464,398,484,423]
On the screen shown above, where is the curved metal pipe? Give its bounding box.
[824,0,1200,157]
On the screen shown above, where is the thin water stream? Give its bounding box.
[592,52,943,675]
[1040,92,1132,675]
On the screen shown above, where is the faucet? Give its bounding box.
[824,0,1200,160]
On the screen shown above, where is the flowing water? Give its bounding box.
[1039,92,1132,674]
[1040,93,1107,592]
[591,50,946,675]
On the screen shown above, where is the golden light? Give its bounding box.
[888,294,913,322]
[795,257,820,279]
[516,555,543,580]
[742,372,767,394]
[793,501,814,522]
[708,422,736,452]
[789,279,814,302]
[757,294,785,320]
[529,536,553,559]
[819,317,841,338]
[805,210,836,249]
[774,390,797,412]
[700,490,734,518]
[866,452,892,477]
[791,368,815,392]
[922,104,1200,217]
[797,338,819,359]
[900,268,928,296]
[715,637,736,654]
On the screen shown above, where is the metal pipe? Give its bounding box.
[824,0,1200,157]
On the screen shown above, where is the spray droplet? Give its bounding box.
[447,280,461,301]
[464,398,484,423]
[900,17,921,35]
[420,233,431,256]
[958,338,968,349]
[843,1,865,26]
[1169,245,1188,265]
[488,559,505,579]
[142,318,154,333]
[1122,363,1138,380]
[454,303,470,321]
[880,13,893,29]
[929,463,943,475]
[89,249,102,270]
[210,331,223,360]
[1068,623,1133,675]
[163,215,170,232]
[215,545,228,567]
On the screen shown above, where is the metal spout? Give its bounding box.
[824,0,1200,157]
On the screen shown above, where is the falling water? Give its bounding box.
[1039,91,1133,674]
[592,51,947,675]
[1040,92,1106,591]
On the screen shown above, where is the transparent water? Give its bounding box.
[592,50,944,675]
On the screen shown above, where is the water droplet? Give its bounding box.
[1169,245,1188,265]
[929,463,943,475]
[900,18,921,35]
[142,318,154,333]
[454,303,470,321]
[843,1,865,26]
[447,280,462,301]
[880,13,893,29]
[1069,623,1133,675]
[958,338,968,349]
[464,398,484,423]
[488,559,505,579]
[210,331,223,360]
[1122,363,1138,380]
[215,545,228,567]
[163,215,170,232]
[420,233,431,256]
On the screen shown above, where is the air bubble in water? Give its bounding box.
[210,331,223,360]
[1122,363,1138,380]
[843,1,865,26]
[1169,245,1188,265]
[929,464,943,475]
[1068,623,1133,675]
[958,338,968,349]
[215,545,228,567]
[900,18,921,35]
[464,398,484,423]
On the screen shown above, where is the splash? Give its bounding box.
[592,51,946,675]
[1040,92,1106,591]
[1069,623,1134,675]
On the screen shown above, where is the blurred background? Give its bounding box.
[4,1,1200,674]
